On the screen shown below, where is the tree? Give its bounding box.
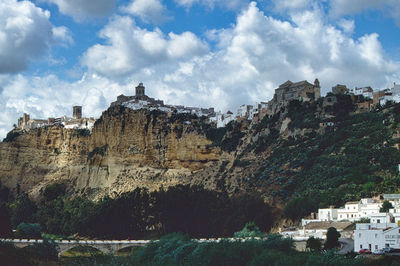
[283,197,316,221]
[306,236,322,252]
[324,227,341,250]
[380,200,393,213]
[15,223,42,238]
[10,194,37,227]
[234,221,265,238]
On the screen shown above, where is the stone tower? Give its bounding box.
[135,83,145,98]
[314,78,321,99]
[73,106,82,119]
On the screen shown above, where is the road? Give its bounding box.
[338,238,354,254]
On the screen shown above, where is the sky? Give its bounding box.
[1,0,400,139]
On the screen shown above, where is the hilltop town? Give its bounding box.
[13,79,400,133]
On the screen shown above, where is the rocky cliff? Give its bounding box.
[4,95,398,209]
[0,106,223,200]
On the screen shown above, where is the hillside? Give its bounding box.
[2,95,400,220]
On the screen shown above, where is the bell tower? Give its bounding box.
[135,83,145,98]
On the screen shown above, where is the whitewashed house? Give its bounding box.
[359,199,382,218]
[352,87,373,99]
[370,213,393,224]
[318,207,338,222]
[355,223,400,252]
[302,198,383,225]
[338,201,361,221]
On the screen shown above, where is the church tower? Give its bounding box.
[314,78,321,99]
[135,83,145,98]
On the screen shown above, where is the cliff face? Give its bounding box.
[0,106,221,199]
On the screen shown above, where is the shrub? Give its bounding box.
[3,130,22,142]
[233,222,265,238]
[15,223,42,238]
[75,128,91,137]
[283,197,317,221]
[306,236,322,252]
[42,183,66,201]
[324,227,341,250]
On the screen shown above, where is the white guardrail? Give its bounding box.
[0,237,266,244]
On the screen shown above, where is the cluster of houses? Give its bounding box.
[281,194,400,253]
[111,83,216,119]
[17,106,95,131]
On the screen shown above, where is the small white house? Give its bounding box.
[370,213,393,224]
[318,207,338,221]
[338,201,361,221]
[355,223,400,252]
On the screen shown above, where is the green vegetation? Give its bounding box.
[129,233,365,266]
[287,100,319,130]
[15,223,42,238]
[306,236,322,252]
[233,221,265,238]
[1,184,273,240]
[380,200,393,213]
[245,100,400,217]
[324,227,341,250]
[0,239,58,265]
[207,121,246,152]
[356,218,371,223]
[75,128,91,137]
[3,130,22,142]
[283,197,317,221]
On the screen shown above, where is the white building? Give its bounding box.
[378,83,400,105]
[338,201,362,221]
[355,223,400,252]
[370,213,393,224]
[352,87,373,99]
[302,197,384,225]
[211,111,235,128]
[318,207,338,221]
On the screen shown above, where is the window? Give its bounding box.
[375,234,378,238]
[360,244,362,249]
[359,233,361,237]
[377,219,381,223]
[375,245,378,250]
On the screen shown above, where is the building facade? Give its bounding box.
[355,223,400,252]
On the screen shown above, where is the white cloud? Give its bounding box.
[81,16,209,78]
[272,0,311,11]
[43,0,115,22]
[330,0,400,25]
[52,26,74,45]
[121,0,170,24]
[0,0,53,73]
[337,19,355,34]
